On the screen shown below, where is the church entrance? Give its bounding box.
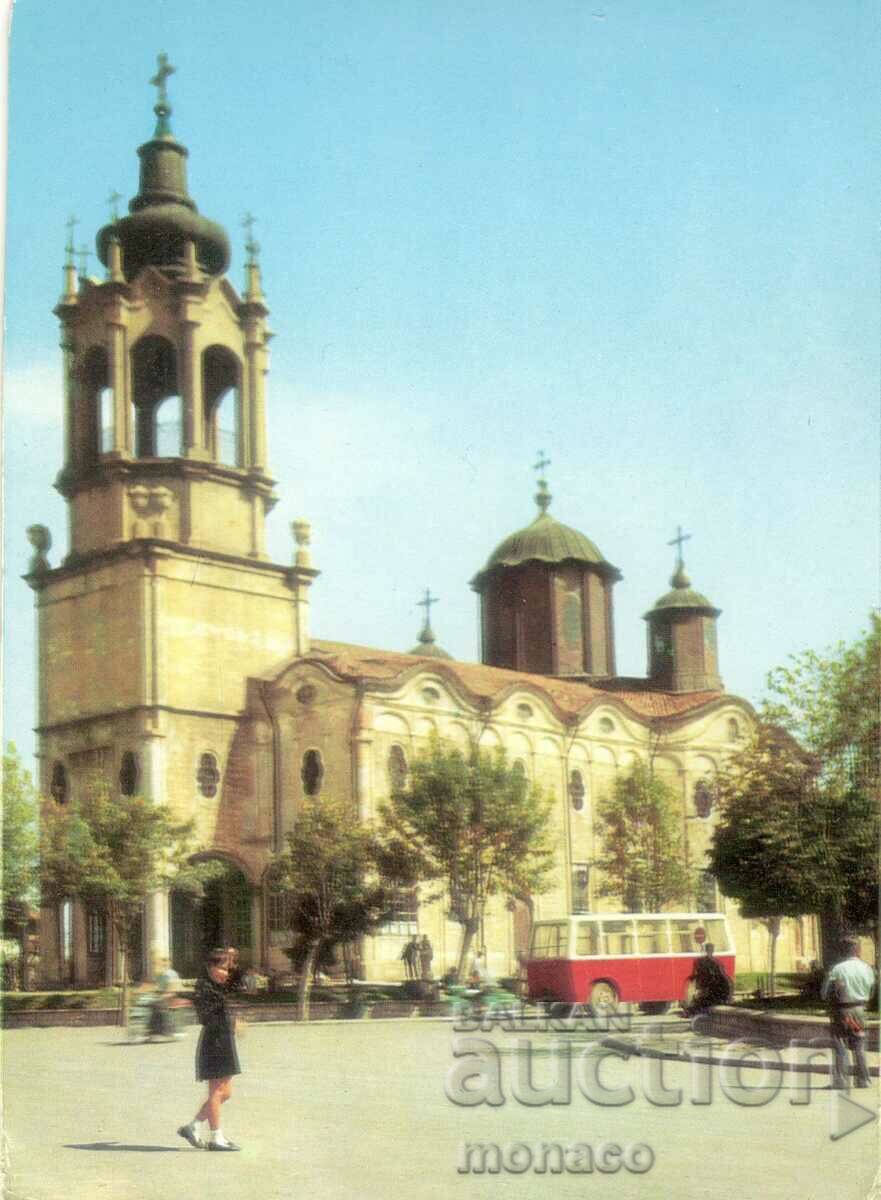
[170,860,254,977]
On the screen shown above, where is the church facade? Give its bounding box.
[31,64,817,989]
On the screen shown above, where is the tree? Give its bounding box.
[40,775,215,1023]
[711,617,880,967]
[274,794,410,1020]
[594,762,692,912]
[383,737,555,980]
[2,745,40,990]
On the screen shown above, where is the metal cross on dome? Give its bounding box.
[668,524,692,566]
[533,451,551,478]
[150,52,176,105]
[417,588,438,623]
[64,215,78,263]
[107,190,123,223]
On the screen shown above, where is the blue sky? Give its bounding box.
[4,1,879,766]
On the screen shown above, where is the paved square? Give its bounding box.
[3,1021,878,1199]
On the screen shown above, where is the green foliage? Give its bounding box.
[711,617,880,962]
[382,736,555,976]
[40,775,203,926]
[2,745,40,913]
[273,794,407,1014]
[594,762,691,912]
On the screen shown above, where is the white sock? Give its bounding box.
[210,1129,229,1147]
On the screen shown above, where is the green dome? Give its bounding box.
[472,510,618,589]
[645,565,719,618]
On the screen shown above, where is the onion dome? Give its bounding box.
[471,478,621,590]
[407,590,452,659]
[96,54,230,280]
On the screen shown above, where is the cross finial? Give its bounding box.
[416,589,439,645]
[150,52,176,105]
[667,524,692,566]
[417,588,438,621]
[64,216,78,264]
[533,451,552,514]
[149,52,176,135]
[242,212,260,265]
[76,244,92,279]
[107,190,123,223]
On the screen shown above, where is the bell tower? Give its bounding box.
[30,57,318,986]
[644,528,723,693]
[55,54,275,561]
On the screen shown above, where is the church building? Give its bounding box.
[30,62,817,988]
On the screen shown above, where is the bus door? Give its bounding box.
[634,917,672,1001]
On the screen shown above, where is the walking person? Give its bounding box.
[177,949,243,1151]
[822,938,875,1090]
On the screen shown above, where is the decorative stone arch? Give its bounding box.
[170,851,256,977]
[79,344,111,466]
[132,334,180,457]
[202,344,241,465]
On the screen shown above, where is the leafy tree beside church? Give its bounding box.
[383,737,555,981]
[710,616,880,966]
[2,745,40,989]
[593,762,692,912]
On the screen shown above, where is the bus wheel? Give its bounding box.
[588,981,618,1013]
[638,1001,671,1015]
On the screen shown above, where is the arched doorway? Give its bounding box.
[170,858,254,977]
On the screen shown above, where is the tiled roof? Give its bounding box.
[304,639,728,725]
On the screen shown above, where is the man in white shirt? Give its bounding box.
[821,939,876,1090]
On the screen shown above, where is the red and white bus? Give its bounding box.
[526,912,735,1013]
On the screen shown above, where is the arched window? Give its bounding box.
[197,753,221,798]
[50,761,68,804]
[388,745,408,792]
[301,749,324,797]
[694,779,714,819]
[203,346,241,466]
[697,869,718,912]
[132,335,179,457]
[265,865,293,935]
[512,759,527,781]
[119,751,140,797]
[727,719,742,742]
[569,768,586,812]
[81,346,109,466]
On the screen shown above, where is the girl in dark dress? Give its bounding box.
[177,950,242,1151]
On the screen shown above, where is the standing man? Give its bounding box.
[822,939,875,1090]
[419,934,434,981]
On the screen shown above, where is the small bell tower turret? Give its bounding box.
[644,527,723,693]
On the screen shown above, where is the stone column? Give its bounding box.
[181,317,204,455]
[144,890,171,977]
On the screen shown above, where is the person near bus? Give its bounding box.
[685,943,732,1014]
[822,939,875,1090]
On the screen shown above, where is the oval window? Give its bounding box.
[197,753,220,798]
[569,769,586,811]
[119,751,140,797]
[301,749,324,797]
[388,745,408,791]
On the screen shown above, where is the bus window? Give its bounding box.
[635,919,667,954]
[702,918,730,951]
[531,922,567,959]
[601,919,635,955]
[575,920,600,956]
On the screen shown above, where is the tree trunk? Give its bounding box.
[298,941,320,1022]
[818,908,849,969]
[118,941,130,1030]
[455,918,480,983]
[17,923,30,991]
[767,918,780,997]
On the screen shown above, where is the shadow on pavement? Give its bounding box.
[64,1143,182,1153]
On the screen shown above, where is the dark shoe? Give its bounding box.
[207,1140,241,1152]
[177,1124,203,1149]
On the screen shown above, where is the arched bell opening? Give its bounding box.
[80,346,110,467]
[132,334,181,457]
[203,345,241,466]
